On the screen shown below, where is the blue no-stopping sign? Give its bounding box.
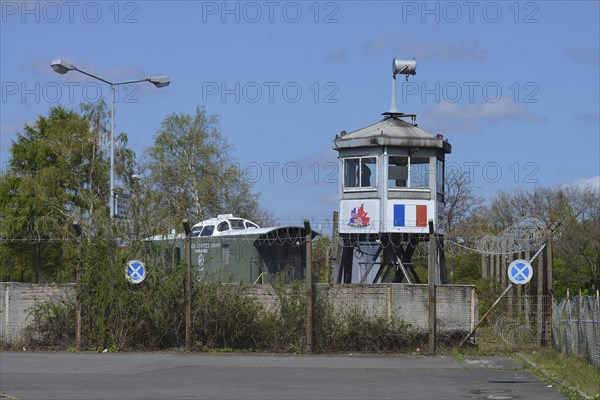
[125,260,146,284]
[508,259,533,285]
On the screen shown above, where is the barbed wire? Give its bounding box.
[0,217,321,245]
[473,216,547,255]
[492,313,538,346]
[0,216,548,258]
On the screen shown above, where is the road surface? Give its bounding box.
[0,351,566,399]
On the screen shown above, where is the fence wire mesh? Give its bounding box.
[488,295,552,348]
[552,295,600,368]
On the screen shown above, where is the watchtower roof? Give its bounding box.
[333,115,451,153]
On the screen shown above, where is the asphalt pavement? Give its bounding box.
[0,351,566,399]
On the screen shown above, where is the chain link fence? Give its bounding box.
[489,294,552,348]
[552,295,600,368]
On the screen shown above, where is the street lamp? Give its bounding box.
[51,59,170,218]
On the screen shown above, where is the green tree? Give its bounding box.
[480,186,600,296]
[143,106,261,231]
[0,102,133,282]
[552,187,599,296]
[439,183,599,295]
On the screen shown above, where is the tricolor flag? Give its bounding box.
[393,204,428,227]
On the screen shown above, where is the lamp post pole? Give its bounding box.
[110,85,115,219]
[51,59,170,218]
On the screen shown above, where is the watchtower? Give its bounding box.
[333,58,451,284]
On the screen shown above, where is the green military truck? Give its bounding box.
[147,214,318,283]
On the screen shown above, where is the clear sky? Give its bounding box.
[1,1,599,226]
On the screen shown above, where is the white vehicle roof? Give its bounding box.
[191,214,260,237]
[145,216,318,243]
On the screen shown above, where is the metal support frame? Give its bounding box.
[359,246,383,284]
[335,232,447,284]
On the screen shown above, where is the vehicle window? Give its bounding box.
[191,227,202,237]
[200,225,214,236]
[230,219,246,229]
[246,222,258,229]
[217,221,230,231]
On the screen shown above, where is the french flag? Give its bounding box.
[393,204,428,227]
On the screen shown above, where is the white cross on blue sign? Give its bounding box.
[507,259,533,285]
[125,260,146,284]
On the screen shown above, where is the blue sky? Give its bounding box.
[1,1,599,225]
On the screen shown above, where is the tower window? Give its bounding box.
[437,158,445,195]
[388,156,430,189]
[343,157,377,189]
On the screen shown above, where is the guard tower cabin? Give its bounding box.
[332,58,451,284]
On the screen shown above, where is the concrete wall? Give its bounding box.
[0,283,74,345]
[1,282,477,345]
[245,284,478,333]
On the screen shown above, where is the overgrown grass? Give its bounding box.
[26,293,76,348]
[454,326,599,400]
[522,349,600,399]
[25,274,424,353]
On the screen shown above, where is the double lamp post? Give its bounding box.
[50,59,170,218]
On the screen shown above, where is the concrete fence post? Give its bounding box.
[183,220,192,352]
[304,219,314,353]
[428,220,436,355]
